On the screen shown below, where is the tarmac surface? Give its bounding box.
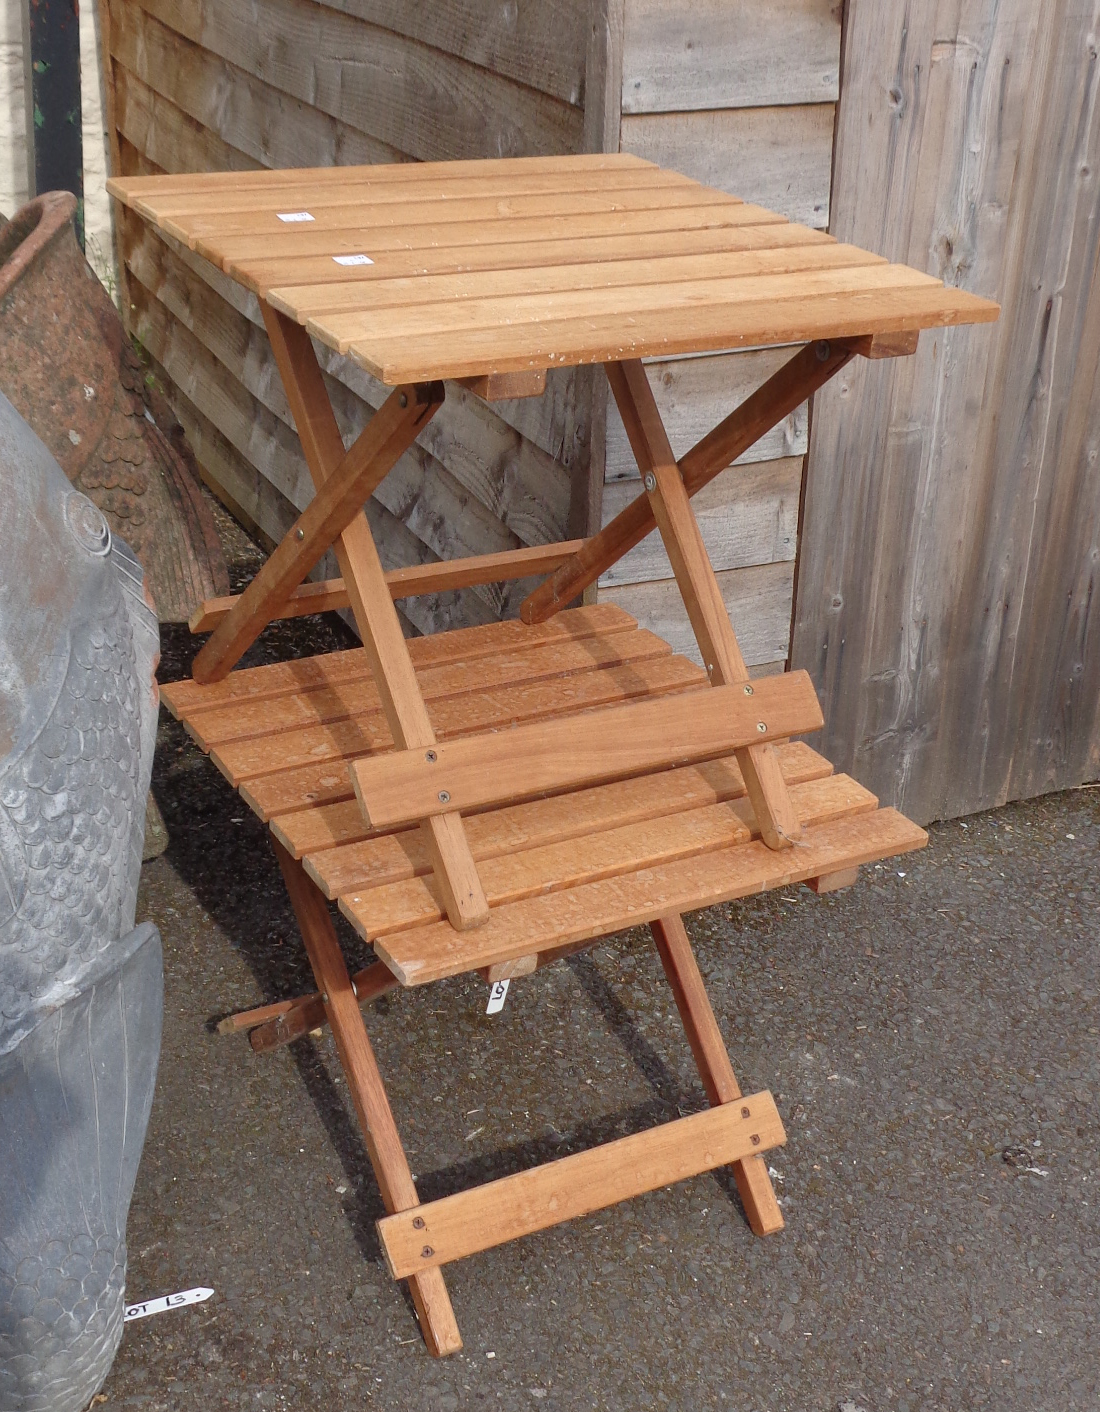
[99,513,1099,1412]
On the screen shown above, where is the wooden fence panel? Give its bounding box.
[792,0,1100,820]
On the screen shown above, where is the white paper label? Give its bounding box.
[124,1287,214,1322]
[485,979,510,1014]
[277,211,314,223]
[333,253,374,266]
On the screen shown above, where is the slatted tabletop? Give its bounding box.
[107,154,999,385]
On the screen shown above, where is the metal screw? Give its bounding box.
[321,993,328,1004]
[438,790,451,803]
[743,684,754,696]
[399,392,408,408]
[751,1134,761,1146]
[421,1245,434,1259]
[425,749,437,762]
[412,1216,425,1229]
[643,472,657,492]
[741,1106,750,1118]
[757,721,767,733]
[816,340,831,361]
[351,980,358,999]
[295,527,305,541]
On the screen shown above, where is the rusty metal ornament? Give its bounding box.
[0,190,227,622]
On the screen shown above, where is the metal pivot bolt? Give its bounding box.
[643,472,657,492]
[295,527,305,541]
[438,790,451,803]
[756,721,767,733]
[816,340,831,361]
[399,393,408,408]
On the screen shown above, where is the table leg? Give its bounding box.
[262,305,489,930]
[273,839,463,1356]
[650,913,783,1236]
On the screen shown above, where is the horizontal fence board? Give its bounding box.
[599,457,801,587]
[128,0,581,162]
[315,0,588,107]
[622,0,842,114]
[601,560,794,668]
[621,105,834,230]
[604,346,808,480]
[111,3,402,170]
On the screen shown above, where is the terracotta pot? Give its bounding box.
[0,191,227,622]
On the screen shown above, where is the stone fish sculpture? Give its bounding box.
[0,391,163,1411]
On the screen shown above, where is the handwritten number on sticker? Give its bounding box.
[486,979,510,1014]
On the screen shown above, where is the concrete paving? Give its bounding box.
[99,520,1099,1412]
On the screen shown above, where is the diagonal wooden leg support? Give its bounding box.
[606,358,802,851]
[650,913,783,1236]
[273,839,462,1356]
[261,305,488,931]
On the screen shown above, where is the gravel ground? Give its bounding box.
[97,509,1099,1412]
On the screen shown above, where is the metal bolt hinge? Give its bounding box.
[295,527,305,541]
[643,472,657,492]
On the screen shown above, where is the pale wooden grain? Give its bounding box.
[376,1093,785,1276]
[649,914,782,1235]
[371,808,927,984]
[621,0,841,114]
[602,563,795,668]
[340,773,874,940]
[604,347,812,481]
[273,842,461,1354]
[791,0,1100,821]
[599,457,802,587]
[621,104,836,230]
[349,671,823,829]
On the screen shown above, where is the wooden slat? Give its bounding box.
[106,155,654,202]
[166,184,740,250]
[238,654,707,818]
[311,263,941,355]
[267,244,884,323]
[247,222,833,298]
[296,738,834,882]
[372,808,928,986]
[188,629,672,749]
[341,773,876,941]
[163,603,635,716]
[205,203,790,272]
[350,671,823,829]
[188,539,588,632]
[376,1093,786,1278]
[127,166,696,219]
[344,283,998,385]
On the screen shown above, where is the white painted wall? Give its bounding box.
[0,0,116,292]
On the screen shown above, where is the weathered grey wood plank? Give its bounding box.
[111,2,403,169]
[603,561,795,668]
[599,456,801,587]
[620,104,834,229]
[129,0,581,162]
[604,347,808,481]
[315,0,588,107]
[621,0,841,115]
[793,0,1100,820]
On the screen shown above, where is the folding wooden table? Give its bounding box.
[108,154,998,1356]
